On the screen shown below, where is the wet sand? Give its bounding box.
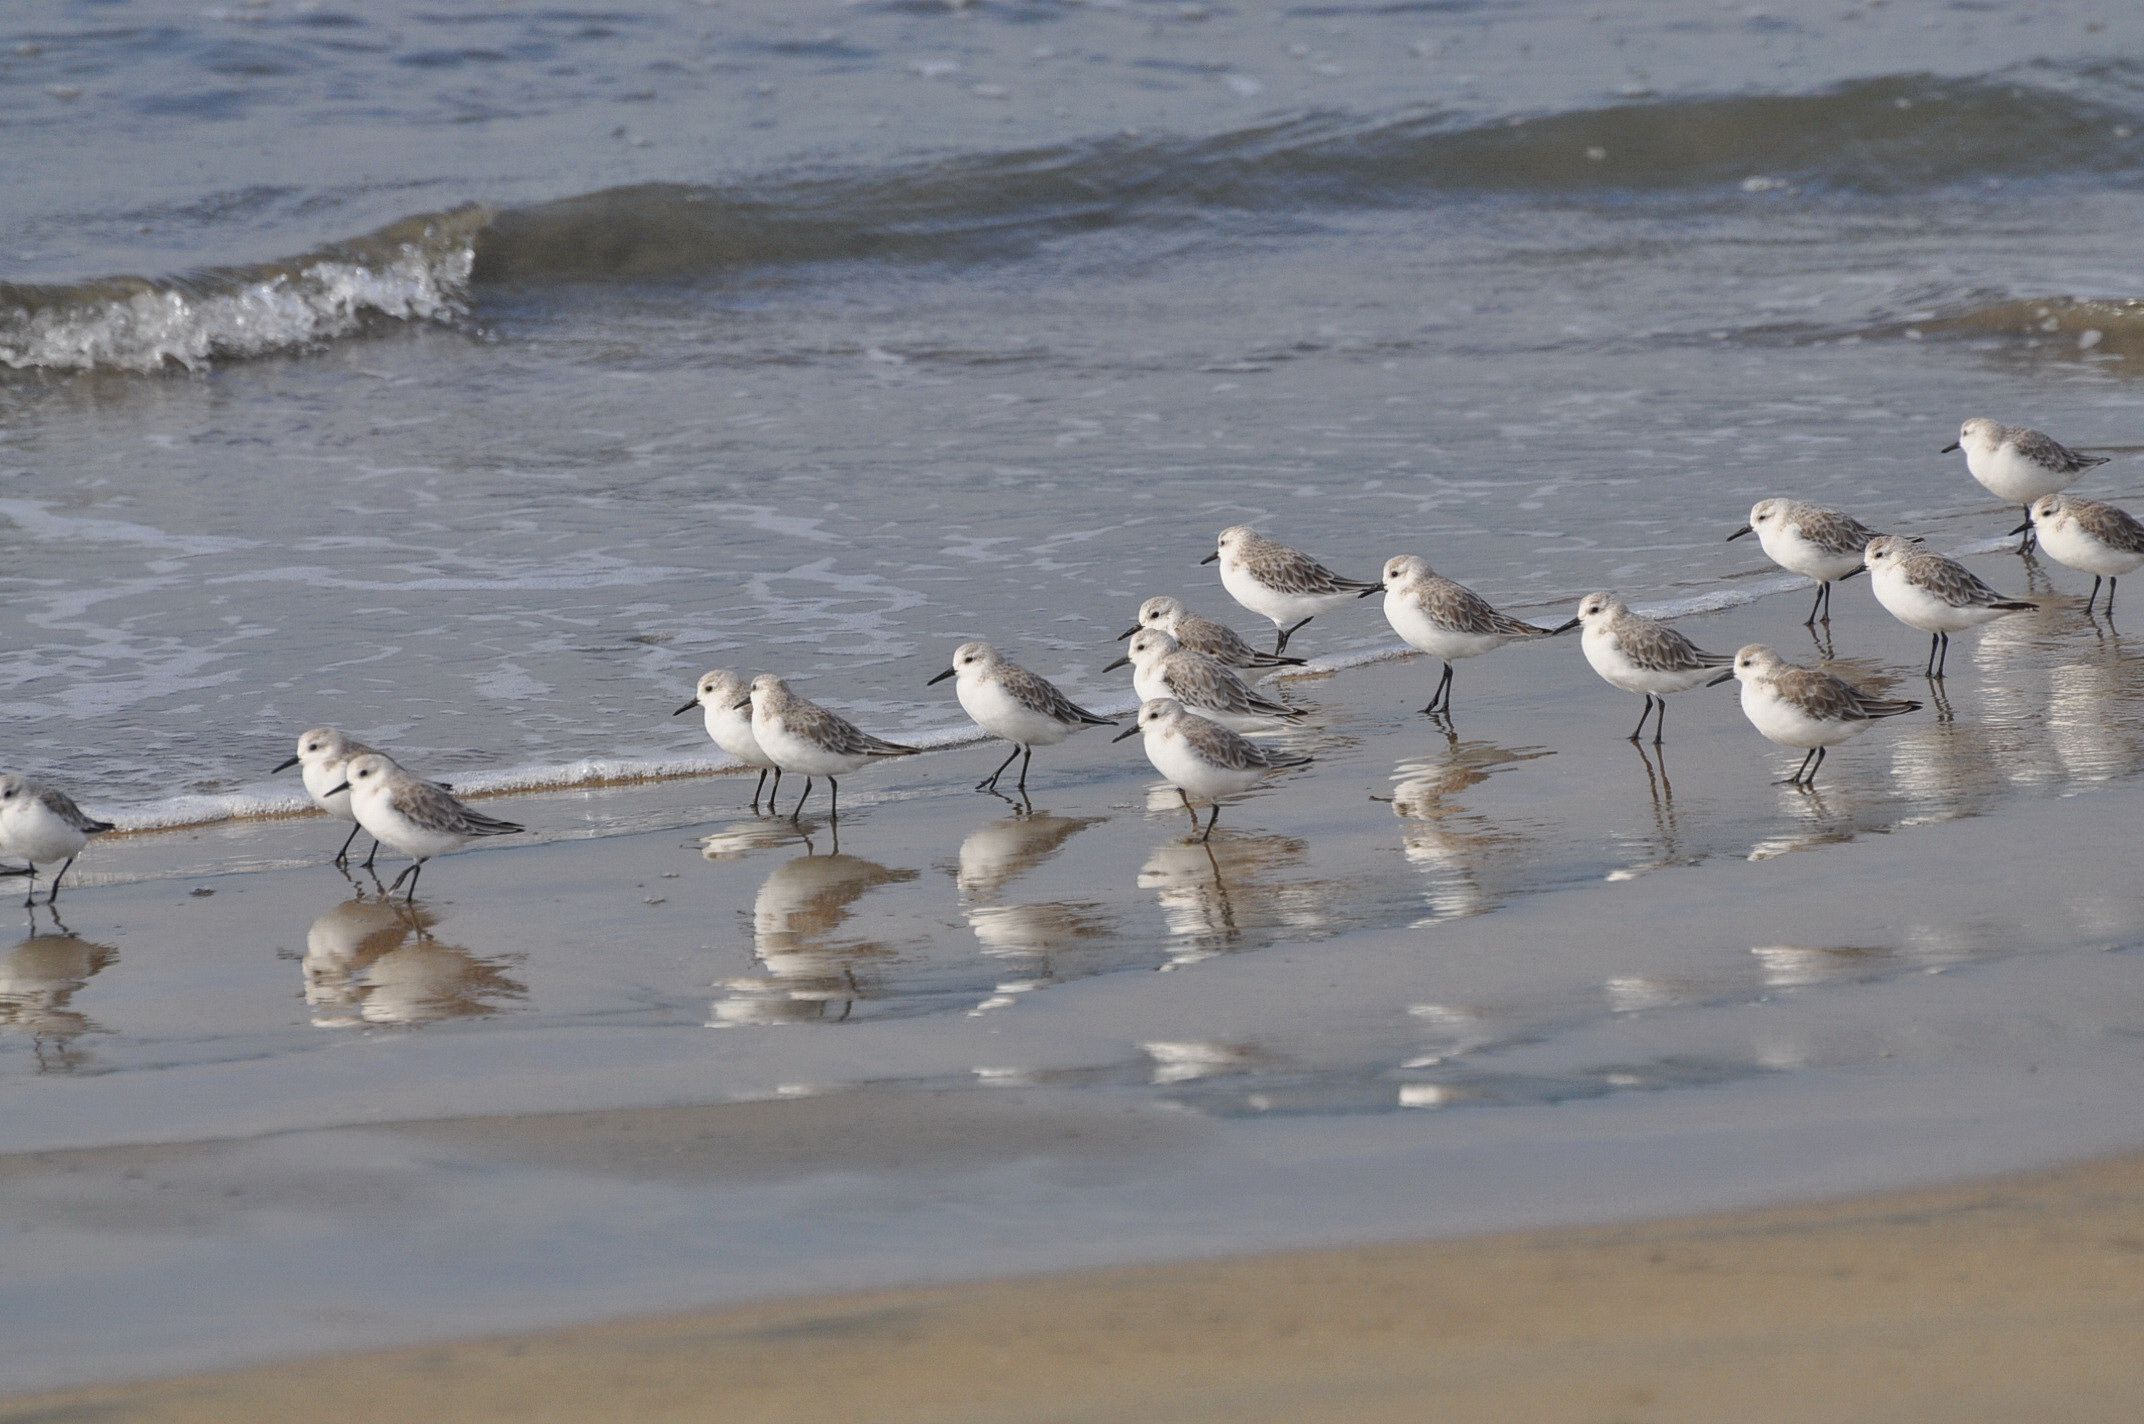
[7,567,2144,1392]
[9,1146,2144,1423]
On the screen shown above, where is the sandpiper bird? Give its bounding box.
[740,674,921,821]
[1119,596,1304,671]
[1203,526,1378,654]
[929,641,1116,793]
[2017,494,2144,614]
[1863,535,2035,678]
[0,775,115,907]
[1943,418,2109,551]
[675,669,782,811]
[328,754,524,901]
[1728,499,1887,626]
[1371,555,1566,719]
[1560,593,1731,743]
[1105,629,1304,732]
[1709,645,1920,788]
[1112,698,1310,842]
[274,727,441,869]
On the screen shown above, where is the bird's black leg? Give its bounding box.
[1275,617,1314,654]
[333,823,363,866]
[1424,662,1454,717]
[2018,507,2035,553]
[1652,697,1668,747]
[1804,583,1826,626]
[21,868,36,909]
[387,862,416,893]
[1016,747,1033,792]
[790,777,815,822]
[751,767,769,812]
[1178,788,1200,830]
[1200,805,1221,843]
[402,861,424,903]
[1779,748,1816,785]
[361,836,381,871]
[46,857,74,905]
[1936,631,1951,679]
[828,778,841,820]
[978,745,1020,792]
[2110,577,2120,616]
[1628,694,1655,742]
[2085,575,2102,614]
[1924,632,1940,678]
[1806,747,1827,786]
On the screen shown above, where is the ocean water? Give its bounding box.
[5,0,2144,828]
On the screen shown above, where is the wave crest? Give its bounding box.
[0,207,486,373]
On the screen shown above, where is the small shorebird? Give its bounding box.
[1372,555,1566,719]
[1863,535,2035,678]
[0,775,114,907]
[275,727,442,869]
[1561,593,1731,743]
[675,669,783,811]
[2017,494,2144,614]
[1709,645,1919,788]
[329,754,523,901]
[1120,595,1304,671]
[1112,697,1310,842]
[929,641,1116,793]
[1943,417,2109,551]
[740,674,921,821]
[1203,526,1378,654]
[1728,498,1887,626]
[1106,629,1303,732]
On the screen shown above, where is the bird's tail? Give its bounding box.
[1861,698,1922,719]
[464,810,525,836]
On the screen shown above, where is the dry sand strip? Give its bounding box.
[10,1151,2144,1424]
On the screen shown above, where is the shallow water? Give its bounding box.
[8,0,2144,1392]
[5,0,2144,820]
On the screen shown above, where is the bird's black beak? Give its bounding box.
[1727,524,1753,542]
[1356,585,1381,598]
[325,780,351,796]
[1199,552,1219,565]
[1111,725,1141,742]
[927,667,956,686]
[1116,624,1140,640]
[1840,566,1866,581]
[272,755,300,773]
[672,698,699,717]
[1550,617,1581,634]
[1101,654,1130,672]
[1707,670,1735,687]
[1940,442,1961,454]
[2010,520,2032,536]
[732,697,752,710]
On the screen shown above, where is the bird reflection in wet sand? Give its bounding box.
[953,810,1100,902]
[1606,742,1700,881]
[302,895,524,1027]
[1746,784,1861,862]
[951,809,1113,1013]
[1138,828,1313,967]
[710,844,917,1026]
[1375,742,1550,921]
[0,915,117,1071]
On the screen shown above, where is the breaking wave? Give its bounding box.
[8,68,2142,373]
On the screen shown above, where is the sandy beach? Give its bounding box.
[5,582,2144,1399]
[10,0,2144,1411]
[11,1145,2144,1423]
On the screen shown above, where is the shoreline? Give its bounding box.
[10,1145,2144,1422]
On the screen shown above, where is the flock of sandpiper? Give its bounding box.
[1,415,2134,905]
